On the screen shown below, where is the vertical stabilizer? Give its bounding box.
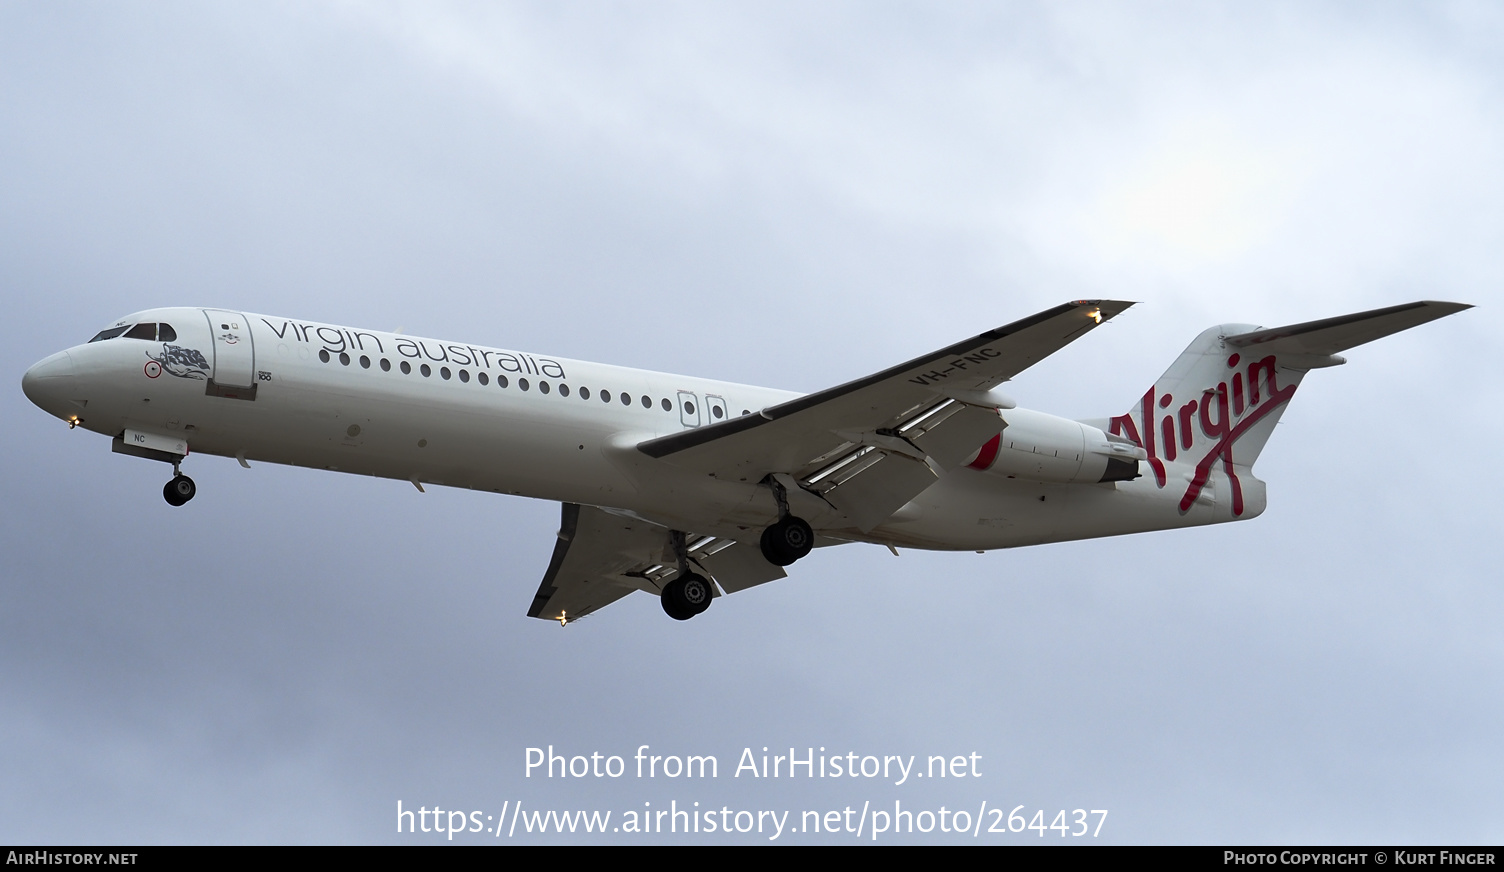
[1108,300,1470,518]
[1109,324,1306,517]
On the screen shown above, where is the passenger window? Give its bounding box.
[459,369,470,383]
[478,372,488,385]
[440,367,451,380]
[519,378,530,392]
[421,364,431,377]
[580,387,591,400]
[319,350,331,363]
[360,355,371,369]
[620,392,630,405]
[498,375,509,388]
[400,361,411,374]
[124,323,157,340]
[380,358,391,372]
[539,381,550,394]
[559,384,570,397]
[661,398,671,411]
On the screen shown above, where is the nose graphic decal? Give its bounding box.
[147,344,211,380]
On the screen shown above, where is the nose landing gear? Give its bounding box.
[109,432,198,508]
[162,456,195,507]
[163,474,196,506]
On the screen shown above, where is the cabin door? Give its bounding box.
[202,309,256,389]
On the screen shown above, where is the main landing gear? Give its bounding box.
[660,531,715,621]
[661,573,712,621]
[656,479,818,621]
[757,477,813,567]
[759,516,813,566]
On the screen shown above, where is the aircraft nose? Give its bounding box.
[22,351,78,418]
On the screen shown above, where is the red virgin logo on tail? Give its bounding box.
[1109,353,1297,516]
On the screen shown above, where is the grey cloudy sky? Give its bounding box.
[2,1,1499,844]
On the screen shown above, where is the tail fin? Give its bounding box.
[1110,300,1470,515]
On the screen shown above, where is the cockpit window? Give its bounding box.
[113,322,178,341]
[88,325,130,343]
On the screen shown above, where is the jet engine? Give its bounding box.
[967,407,1144,484]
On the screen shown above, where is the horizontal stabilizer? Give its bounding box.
[1227,300,1471,358]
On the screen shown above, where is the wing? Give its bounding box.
[528,503,786,624]
[638,300,1132,531]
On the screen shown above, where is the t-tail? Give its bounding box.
[1109,301,1471,517]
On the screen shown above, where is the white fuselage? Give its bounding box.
[24,307,1250,552]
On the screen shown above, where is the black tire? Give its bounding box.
[163,475,195,507]
[760,516,813,566]
[660,579,695,621]
[759,525,784,564]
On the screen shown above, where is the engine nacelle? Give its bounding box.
[965,407,1145,484]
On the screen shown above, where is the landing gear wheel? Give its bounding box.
[661,574,712,620]
[759,516,813,566]
[163,474,196,507]
[661,580,694,621]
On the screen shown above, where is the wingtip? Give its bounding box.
[1070,299,1135,323]
[1417,300,1474,313]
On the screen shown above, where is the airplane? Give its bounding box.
[22,299,1468,624]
